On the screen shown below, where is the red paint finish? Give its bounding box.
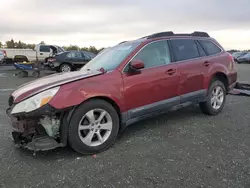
[11,35,237,117]
[177,57,207,95]
[122,64,180,111]
[49,40,237,113]
[49,70,126,112]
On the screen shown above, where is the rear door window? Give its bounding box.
[67,52,83,58]
[170,39,200,61]
[199,40,222,55]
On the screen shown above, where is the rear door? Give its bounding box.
[122,40,180,119]
[66,51,85,65]
[170,39,207,103]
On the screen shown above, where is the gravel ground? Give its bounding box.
[0,64,250,188]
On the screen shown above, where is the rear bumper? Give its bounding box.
[228,82,236,92]
[227,71,237,91]
[44,61,60,70]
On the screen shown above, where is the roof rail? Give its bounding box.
[118,41,127,44]
[192,31,210,37]
[147,31,174,39]
[147,31,210,39]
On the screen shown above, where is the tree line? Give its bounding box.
[0,39,105,54]
[227,49,250,53]
[1,39,249,54]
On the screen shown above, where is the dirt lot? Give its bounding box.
[0,64,250,188]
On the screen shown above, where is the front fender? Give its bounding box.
[49,71,124,145]
[49,72,125,112]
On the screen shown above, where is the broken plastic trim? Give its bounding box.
[229,82,250,96]
[39,116,60,138]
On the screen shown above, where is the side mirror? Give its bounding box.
[128,59,145,73]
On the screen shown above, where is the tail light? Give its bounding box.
[3,50,7,57]
[227,53,235,70]
[48,58,56,62]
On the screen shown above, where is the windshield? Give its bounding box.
[81,40,143,72]
[57,46,65,53]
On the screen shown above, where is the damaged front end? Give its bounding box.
[7,108,65,153]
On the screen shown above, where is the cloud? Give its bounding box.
[0,0,249,49]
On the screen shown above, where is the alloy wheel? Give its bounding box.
[78,109,113,147]
[61,64,71,72]
[211,86,224,110]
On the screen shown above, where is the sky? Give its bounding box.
[0,0,250,50]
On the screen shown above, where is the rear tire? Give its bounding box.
[199,80,226,115]
[17,71,26,78]
[32,71,40,78]
[68,99,120,155]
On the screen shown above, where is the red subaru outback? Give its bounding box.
[7,31,237,154]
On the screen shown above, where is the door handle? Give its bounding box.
[204,61,210,67]
[166,69,176,75]
[40,53,43,55]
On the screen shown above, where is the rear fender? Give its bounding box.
[204,63,229,89]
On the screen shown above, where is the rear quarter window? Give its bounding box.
[199,40,222,56]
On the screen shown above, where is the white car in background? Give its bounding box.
[1,44,65,63]
[0,51,5,63]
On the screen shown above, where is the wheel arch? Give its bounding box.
[60,62,72,67]
[60,96,123,145]
[14,55,29,62]
[210,72,229,92]
[59,62,73,72]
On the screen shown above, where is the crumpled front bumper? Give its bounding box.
[6,108,38,133]
[6,105,65,152]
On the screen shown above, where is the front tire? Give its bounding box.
[68,99,120,154]
[199,80,226,115]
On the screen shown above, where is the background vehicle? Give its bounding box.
[0,44,65,64]
[46,50,96,72]
[13,62,41,78]
[7,31,237,155]
[232,51,248,62]
[0,51,5,63]
[237,53,250,64]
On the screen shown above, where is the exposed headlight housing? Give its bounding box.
[11,87,60,114]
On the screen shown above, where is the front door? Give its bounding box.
[122,40,180,119]
[38,45,52,61]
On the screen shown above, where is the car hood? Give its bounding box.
[11,70,102,103]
